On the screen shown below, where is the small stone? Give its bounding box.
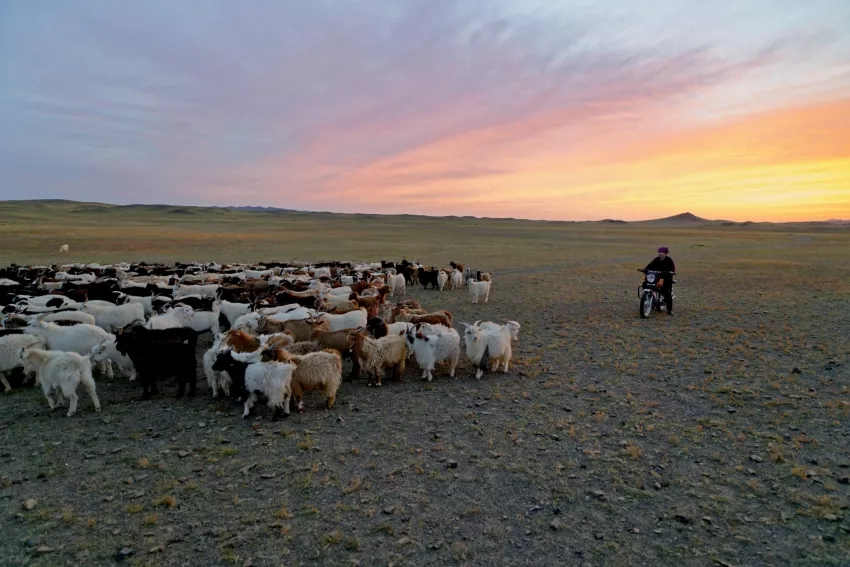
[148,545,164,554]
[260,473,276,479]
[791,367,802,374]
[675,514,692,524]
[824,514,839,522]
[177,451,190,458]
[629,527,640,534]
[101,416,112,424]
[746,468,756,475]
[593,532,604,540]
[653,529,663,534]
[35,546,54,553]
[549,519,561,531]
[198,422,206,428]
[750,455,763,463]
[22,499,36,510]
[103,496,114,502]
[383,506,395,515]
[243,559,254,567]
[702,516,713,524]
[446,460,458,469]
[336,416,344,423]
[553,507,561,515]
[838,476,849,485]
[116,547,135,561]
[590,489,605,500]
[428,542,442,550]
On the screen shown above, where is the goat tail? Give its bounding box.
[79,357,101,412]
[477,344,490,372]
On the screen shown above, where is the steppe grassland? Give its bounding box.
[1,200,848,566]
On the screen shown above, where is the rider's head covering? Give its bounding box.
[658,247,669,253]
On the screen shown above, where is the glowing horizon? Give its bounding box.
[2,1,849,222]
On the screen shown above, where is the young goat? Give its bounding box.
[19,348,101,416]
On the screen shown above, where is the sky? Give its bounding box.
[1,1,849,222]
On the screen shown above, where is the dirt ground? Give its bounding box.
[1,227,849,567]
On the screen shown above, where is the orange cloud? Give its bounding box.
[325,97,850,221]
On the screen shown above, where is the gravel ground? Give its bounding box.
[1,234,849,567]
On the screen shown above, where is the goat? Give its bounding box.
[0,333,45,392]
[405,323,460,381]
[19,348,100,416]
[468,279,491,303]
[212,349,295,420]
[348,327,408,387]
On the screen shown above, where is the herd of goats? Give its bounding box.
[0,259,520,420]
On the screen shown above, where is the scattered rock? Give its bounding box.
[629,527,640,534]
[116,547,135,561]
[593,532,604,540]
[35,546,54,553]
[446,460,458,469]
[791,367,802,374]
[148,545,164,554]
[675,514,692,524]
[702,516,713,524]
[824,514,839,522]
[177,451,191,458]
[428,542,442,550]
[239,463,257,476]
[383,506,395,515]
[750,455,763,463]
[549,519,561,531]
[838,476,849,485]
[590,489,605,500]
[21,499,36,511]
[103,496,114,502]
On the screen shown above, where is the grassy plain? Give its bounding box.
[1,200,849,566]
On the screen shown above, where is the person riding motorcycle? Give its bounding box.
[644,247,675,315]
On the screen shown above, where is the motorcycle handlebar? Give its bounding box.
[637,269,675,275]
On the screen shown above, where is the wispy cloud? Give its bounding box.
[1,0,848,220]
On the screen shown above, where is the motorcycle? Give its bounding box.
[637,269,675,318]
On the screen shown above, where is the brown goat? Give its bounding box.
[257,317,327,342]
[222,329,260,352]
[308,326,360,380]
[408,310,453,328]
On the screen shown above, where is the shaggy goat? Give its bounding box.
[19,348,101,416]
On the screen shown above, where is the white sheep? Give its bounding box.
[467,279,491,303]
[82,301,145,333]
[27,320,135,380]
[437,270,448,291]
[406,323,460,381]
[450,269,463,290]
[0,333,45,391]
[146,305,194,329]
[19,348,101,416]
[388,273,406,297]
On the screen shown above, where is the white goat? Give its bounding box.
[203,334,231,398]
[19,348,100,416]
[28,320,135,379]
[185,304,220,334]
[217,300,251,328]
[460,320,518,379]
[114,292,153,317]
[311,307,367,332]
[82,301,145,333]
[406,323,460,381]
[0,333,45,391]
[231,312,261,333]
[173,283,218,299]
[38,310,96,325]
[467,279,491,303]
[388,273,406,297]
[450,269,463,290]
[437,270,449,291]
[146,305,194,329]
[229,351,296,419]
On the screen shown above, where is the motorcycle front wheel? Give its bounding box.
[640,291,653,318]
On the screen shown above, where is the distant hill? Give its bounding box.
[639,212,712,225]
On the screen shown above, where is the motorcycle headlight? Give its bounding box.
[645,273,656,283]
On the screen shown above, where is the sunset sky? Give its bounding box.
[1,1,849,221]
